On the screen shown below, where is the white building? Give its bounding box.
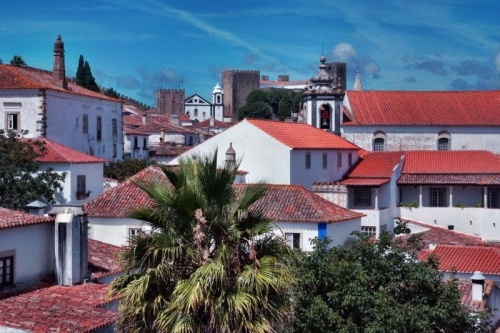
[123,127,150,159]
[169,118,360,189]
[185,94,212,122]
[23,138,106,205]
[0,36,123,161]
[341,90,500,154]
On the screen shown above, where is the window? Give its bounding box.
[361,226,376,237]
[488,189,499,208]
[285,233,300,249]
[112,119,117,136]
[76,175,87,200]
[217,95,221,104]
[354,189,371,206]
[319,104,331,130]
[337,152,342,167]
[96,116,102,141]
[6,113,19,130]
[143,138,147,150]
[373,131,386,151]
[322,153,327,168]
[430,188,446,207]
[83,114,88,134]
[113,143,117,158]
[134,137,139,149]
[0,255,14,289]
[305,153,311,169]
[348,153,353,166]
[129,228,142,244]
[437,131,451,150]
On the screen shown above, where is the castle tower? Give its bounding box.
[211,83,224,121]
[156,89,185,114]
[222,70,260,120]
[52,35,68,89]
[301,56,345,135]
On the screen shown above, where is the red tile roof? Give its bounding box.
[344,90,500,126]
[191,118,236,129]
[341,151,404,186]
[20,138,107,164]
[235,184,364,223]
[123,115,144,127]
[456,279,493,311]
[123,127,151,136]
[0,283,117,332]
[0,64,120,102]
[88,239,125,279]
[341,178,390,186]
[0,208,54,229]
[149,145,192,157]
[246,119,359,150]
[136,118,198,134]
[84,166,170,218]
[419,244,500,275]
[398,219,485,246]
[398,151,500,185]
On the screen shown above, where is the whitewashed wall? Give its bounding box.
[326,219,361,247]
[0,90,41,135]
[124,134,149,159]
[341,125,500,153]
[88,217,146,247]
[169,120,292,185]
[39,163,104,205]
[273,222,318,252]
[0,223,55,289]
[290,149,358,188]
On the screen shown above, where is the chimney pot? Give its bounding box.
[471,271,486,302]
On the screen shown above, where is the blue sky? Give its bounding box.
[1,0,499,106]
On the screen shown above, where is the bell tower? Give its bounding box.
[211,83,224,121]
[301,56,345,135]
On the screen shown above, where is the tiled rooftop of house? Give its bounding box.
[84,166,170,218]
[247,119,360,150]
[149,145,192,157]
[123,114,145,127]
[419,244,500,275]
[235,184,365,223]
[398,220,485,246]
[123,126,151,136]
[0,282,118,332]
[191,118,236,129]
[456,279,493,312]
[88,239,124,279]
[0,64,120,102]
[20,138,108,164]
[136,118,198,134]
[0,208,54,229]
[344,90,500,126]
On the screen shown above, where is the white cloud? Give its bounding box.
[332,43,357,62]
[496,52,500,72]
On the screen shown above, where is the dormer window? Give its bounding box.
[437,131,451,150]
[373,131,387,151]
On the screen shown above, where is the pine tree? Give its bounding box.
[84,61,100,92]
[75,55,85,86]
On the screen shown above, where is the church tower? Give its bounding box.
[301,56,345,135]
[211,83,224,121]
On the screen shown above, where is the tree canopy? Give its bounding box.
[290,233,491,333]
[10,55,27,67]
[0,131,66,210]
[104,158,157,182]
[237,101,273,120]
[75,55,99,92]
[110,152,295,332]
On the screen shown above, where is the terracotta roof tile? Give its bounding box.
[0,208,54,229]
[0,64,120,102]
[123,115,144,127]
[136,118,198,134]
[191,118,236,129]
[149,145,192,157]
[456,279,493,311]
[419,244,500,274]
[84,166,170,218]
[20,138,108,164]
[398,219,485,246]
[341,178,390,186]
[346,151,404,178]
[403,151,500,174]
[88,239,125,279]
[344,90,500,126]
[247,119,359,150]
[0,283,117,332]
[235,184,364,223]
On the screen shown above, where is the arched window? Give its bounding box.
[216,95,221,104]
[437,131,451,150]
[373,131,386,151]
[319,104,332,130]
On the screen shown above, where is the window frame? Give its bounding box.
[0,255,15,289]
[96,116,102,141]
[305,153,311,169]
[285,233,301,249]
[348,153,353,166]
[437,131,451,151]
[373,131,387,152]
[322,153,327,169]
[337,152,342,167]
[361,226,376,237]
[6,113,20,131]
[430,187,446,207]
[112,118,117,136]
[82,114,89,134]
[354,188,372,207]
[76,175,87,200]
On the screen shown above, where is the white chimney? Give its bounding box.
[142,113,147,125]
[471,271,485,302]
[170,114,180,125]
[50,206,89,286]
[210,116,215,127]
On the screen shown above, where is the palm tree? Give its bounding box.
[10,55,26,67]
[110,152,295,332]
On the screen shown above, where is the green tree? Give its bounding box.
[0,131,66,210]
[104,158,156,182]
[75,55,99,92]
[278,97,292,121]
[267,89,290,117]
[238,101,273,120]
[291,92,302,114]
[290,233,491,333]
[10,55,27,67]
[246,89,269,104]
[110,152,295,332]
[103,87,119,99]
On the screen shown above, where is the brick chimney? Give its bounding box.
[53,35,68,89]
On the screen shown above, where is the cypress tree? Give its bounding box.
[83,60,99,92]
[76,55,85,86]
